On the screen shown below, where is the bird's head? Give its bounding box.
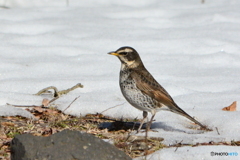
[108,46,143,69]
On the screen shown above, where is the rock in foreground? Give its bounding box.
[11,129,131,160]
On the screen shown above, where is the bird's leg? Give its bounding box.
[147,112,156,131]
[137,111,148,133]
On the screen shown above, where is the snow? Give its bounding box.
[0,0,240,159]
[136,146,239,160]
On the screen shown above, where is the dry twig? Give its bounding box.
[63,96,81,112]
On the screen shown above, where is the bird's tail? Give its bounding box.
[168,103,207,129]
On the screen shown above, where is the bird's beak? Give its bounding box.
[108,52,120,56]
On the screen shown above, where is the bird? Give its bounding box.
[108,46,208,132]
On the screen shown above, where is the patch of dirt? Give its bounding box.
[1,106,240,160]
[0,106,165,159]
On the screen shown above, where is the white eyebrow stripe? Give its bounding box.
[124,48,133,52]
[117,48,133,53]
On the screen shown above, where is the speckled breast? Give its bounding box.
[119,69,158,113]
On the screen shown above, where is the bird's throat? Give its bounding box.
[121,60,140,70]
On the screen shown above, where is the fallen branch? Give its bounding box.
[6,103,41,108]
[35,83,83,97]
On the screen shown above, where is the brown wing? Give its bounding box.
[130,67,206,128]
[130,67,175,107]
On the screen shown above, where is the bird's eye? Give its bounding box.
[120,52,128,56]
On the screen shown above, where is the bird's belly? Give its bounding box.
[120,81,158,112]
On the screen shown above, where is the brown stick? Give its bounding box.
[62,95,81,112]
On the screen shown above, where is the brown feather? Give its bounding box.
[130,66,206,128]
[130,66,174,107]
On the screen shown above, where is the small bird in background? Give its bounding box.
[108,46,208,132]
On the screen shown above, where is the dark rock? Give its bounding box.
[11,130,131,160]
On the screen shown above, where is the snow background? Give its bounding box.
[0,0,240,159]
